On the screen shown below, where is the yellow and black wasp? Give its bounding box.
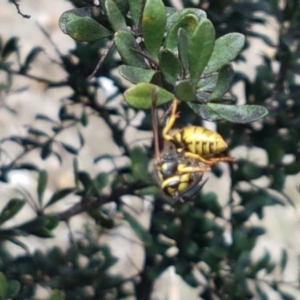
[152,95,234,202]
[151,94,210,202]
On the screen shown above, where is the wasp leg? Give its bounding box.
[177,164,211,174]
[178,176,209,203]
[183,151,235,166]
[162,98,180,141]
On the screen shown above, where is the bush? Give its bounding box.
[0,0,300,299]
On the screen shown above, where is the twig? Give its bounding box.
[88,40,115,80]
[59,182,147,221]
[6,69,68,87]
[36,22,63,59]
[10,0,31,19]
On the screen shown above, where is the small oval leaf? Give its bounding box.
[130,147,150,183]
[61,142,78,155]
[182,8,207,21]
[105,0,128,32]
[114,31,147,68]
[142,0,166,60]
[37,170,48,206]
[93,173,109,195]
[178,28,189,74]
[60,9,112,42]
[175,80,196,102]
[159,49,182,85]
[119,65,156,84]
[197,73,218,91]
[128,0,144,27]
[48,290,64,300]
[7,280,20,298]
[209,64,234,100]
[0,199,25,225]
[165,13,198,54]
[188,102,223,121]
[20,215,59,237]
[59,7,92,33]
[46,188,75,208]
[124,83,174,109]
[207,103,269,123]
[0,272,8,300]
[188,19,215,86]
[204,33,245,74]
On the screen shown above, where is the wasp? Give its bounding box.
[162,98,235,166]
[157,147,209,201]
[151,93,210,202]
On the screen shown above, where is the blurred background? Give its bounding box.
[0,0,300,299]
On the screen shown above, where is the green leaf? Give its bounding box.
[47,290,64,300]
[206,103,269,123]
[1,37,19,61]
[5,237,29,253]
[124,83,174,109]
[93,173,109,195]
[188,19,215,86]
[197,192,222,217]
[78,130,84,148]
[181,8,207,21]
[188,102,222,121]
[130,147,150,183]
[280,249,288,273]
[44,215,60,231]
[178,28,189,74]
[174,80,196,102]
[197,73,218,91]
[105,0,128,32]
[119,65,156,84]
[159,49,182,85]
[241,161,263,180]
[45,188,75,208]
[209,64,234,100]
[264,137,284,164]
[78,172,93,192]
[67,17,112,42]
[128,0,144,27]
[80,109,88,127]
[36,114,55,123]
[59,8,112,42]
[204,33,245,74]
[0,272,8,300]
[73,158,79,189]
[136,186,160,197]
[37,169,48,206]
[165,13,198,54]
[113,0,129,15]
[41,140,52,160]
[114,30,147,68]
[19,215,59,238]
[59,7,92,33]
[280,292,296,300]
[28,127,49,138]
[0,199,25,225]
[61,142,78,155]
[142,0,166,60]
[21,47,43,73]
[242,190,284,219]
[122,210,152,244]
[270,169,285,191]
[6,280,20,298]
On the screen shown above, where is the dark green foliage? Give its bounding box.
[0,0,299,299]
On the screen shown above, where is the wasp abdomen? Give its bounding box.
[174,126,228,156]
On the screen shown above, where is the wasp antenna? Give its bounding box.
[151,87,161,163]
